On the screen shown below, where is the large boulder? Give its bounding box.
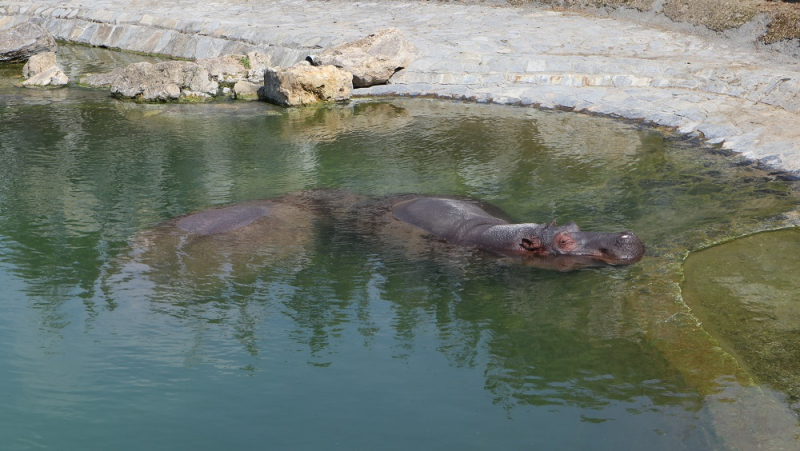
[196,55,250,84]
[307,28,418,88]
[102,54,260,101]
[197,52,272,84]
[23,51,57,78]
[260,61,353,107]
[110,60,220,101]
[242,52,273,83]
[0,22,58,63]
[22,51,68,87]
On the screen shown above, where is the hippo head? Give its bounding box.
[507,221,645,265]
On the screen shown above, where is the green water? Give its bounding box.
[2,47,800,450]
[683,228,800,410]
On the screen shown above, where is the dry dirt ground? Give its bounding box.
[509,0,800,56]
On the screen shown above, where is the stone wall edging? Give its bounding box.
[1,5,310,66]
[3,1,800,114]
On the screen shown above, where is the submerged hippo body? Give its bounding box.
[391,197,645,265]
[127,190,643,279]
[174,202,273,235]
[123,190,366,286]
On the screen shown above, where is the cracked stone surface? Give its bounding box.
[2,0,800,174]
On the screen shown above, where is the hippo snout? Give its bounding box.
[612,231,645,261]
[617,232,638,245]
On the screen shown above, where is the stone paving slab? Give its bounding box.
[2,0,800,174]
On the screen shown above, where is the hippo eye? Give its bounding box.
[554,232,575,250]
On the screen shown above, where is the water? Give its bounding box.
[683,228,800,410]
[2,46,800,450]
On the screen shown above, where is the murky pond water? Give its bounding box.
[683,228,800,410]
[1,46,799,450]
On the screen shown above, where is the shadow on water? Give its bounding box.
[1,45,800,449]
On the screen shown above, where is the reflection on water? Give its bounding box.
[1,46,800,450]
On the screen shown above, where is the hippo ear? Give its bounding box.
[519,237,543,252]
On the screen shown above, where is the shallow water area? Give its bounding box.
[2,46,800,449]
[0,44,166,105]
[683,227,800,410]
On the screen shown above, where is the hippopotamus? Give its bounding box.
[123,192,330,286]
[391,196,645,265]
[123,190,643,284]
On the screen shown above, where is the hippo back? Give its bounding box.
[175,202,273,235]
[392,197,509,244]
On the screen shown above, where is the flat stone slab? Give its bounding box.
[0,20,56,62]
[2,0,800,174]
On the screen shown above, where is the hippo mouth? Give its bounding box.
[593,232,645,263]
[520,253,640,271]
[544,226,645,264]
[596,252,644,264]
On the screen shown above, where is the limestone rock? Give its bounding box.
[261,62,353,107]
[244,52,273,83]
[21,52,68,87]
[22,66,69,87]
[0,22,58,63]
[307,28,418,88]
[22,52,58,80]
[22,51,57,78]
[195,52,272,83]
[79,68,125,88]
[110,60,218,101]
[196,55,250,84]
[105,54,269,100]
[233,80,262,101]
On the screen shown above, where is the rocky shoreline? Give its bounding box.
[2,0,800,174]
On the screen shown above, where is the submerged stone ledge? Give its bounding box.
[2,0,800,174]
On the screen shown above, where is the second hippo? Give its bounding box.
[391,196,645,265]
